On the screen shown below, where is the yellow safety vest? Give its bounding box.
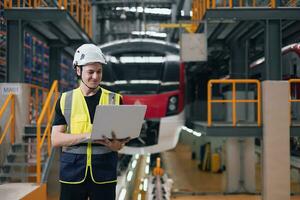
[59,86,122,184]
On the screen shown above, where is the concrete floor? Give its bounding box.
[45,142,300,200]
[0,183,39,200]
[162,143,300,200]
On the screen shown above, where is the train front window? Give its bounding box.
[104,61,179,94]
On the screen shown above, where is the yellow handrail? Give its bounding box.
[36,80,59,184]
[191,0,299,22]
[28,84,48,124]
[0,93,15,145]
[288,79,300,125]
[3,0,92,38]
[207,79,261,127]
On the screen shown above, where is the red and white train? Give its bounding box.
[99,39,185,154]
[250,43,300,80]
[250,43,300,120]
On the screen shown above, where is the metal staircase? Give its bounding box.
[0,125,48,183]
[0,80,59,186]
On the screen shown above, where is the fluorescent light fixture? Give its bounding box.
[249,57,265,68]
[116,7,171,15]
[101,81,114,86]
[181,10,184,16]
[107,55,179,63]
[115,80,128,85]
[120,56,165,63]
[145,165,150,174]
[145,7,171,15]
[146,156,150,164]
[143,178,148,191]
[126,170,133,182]
[135,154,140,159]
[181,126,202,137]
[165,55,180,61]
[129,80,160,84]
[118,188,127,200]
[106,55,119,64]
[103,80,179,86]
[190,11,193,16]
[161,81,179,86]
[131,31,167,38]
[131,160,137,169]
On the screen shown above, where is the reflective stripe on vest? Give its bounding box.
[62,87,119,155]
[64,90,72,132]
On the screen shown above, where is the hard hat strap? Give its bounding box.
[79,66,98,90]
[81,79,98,90]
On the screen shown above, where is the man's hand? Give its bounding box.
[94,132,130,151]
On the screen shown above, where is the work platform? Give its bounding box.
[3,5,93,84]
[192,121,300,137]
[4,8,91,45]
[188,7,300,81]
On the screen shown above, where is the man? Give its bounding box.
[51,44,129,200]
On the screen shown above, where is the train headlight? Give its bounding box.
[166,95,178,116]
[168,104,176,111]
[169,96,177,104]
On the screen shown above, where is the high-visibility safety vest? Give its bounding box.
[59,87,122,184]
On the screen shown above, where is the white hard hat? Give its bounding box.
[73,44,107,67]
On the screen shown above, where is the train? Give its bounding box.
[99,39,185,154]
[250,43,300,80]
[250,43,300,155]
[250,43,300,119]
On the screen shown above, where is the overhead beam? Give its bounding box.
[175,0,185,18]
[240,22,263,42]
[46,22,70,45]
[208,23,227,44]
[4,8,92,42]
[225,22,251,44]
[94,0,174,5]
[205,8,300,20]
[4,8,68,21]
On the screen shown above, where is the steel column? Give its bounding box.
[7,20,24,82]
[230,41,247,79]
[92,4,98,42]
[49,47,62,88]
[264,20,282,80]
[262,81,290,200]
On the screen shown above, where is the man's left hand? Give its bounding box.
[94,132,130,151]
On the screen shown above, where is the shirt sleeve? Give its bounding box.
[52,97,67,126]
[119,96,123,105]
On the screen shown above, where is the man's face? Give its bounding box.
[77,62,103,88]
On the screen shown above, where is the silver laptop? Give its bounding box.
[91,105,147,140]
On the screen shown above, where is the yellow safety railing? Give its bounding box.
[207,79,261,127]
[289,79,300,125]
[192,0,300,23]
[0,93,15,145]
[28,84,48,124]
[1,0,92,38]
[36,80,59,183]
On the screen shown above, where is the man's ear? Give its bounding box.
[76,66,81,76]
